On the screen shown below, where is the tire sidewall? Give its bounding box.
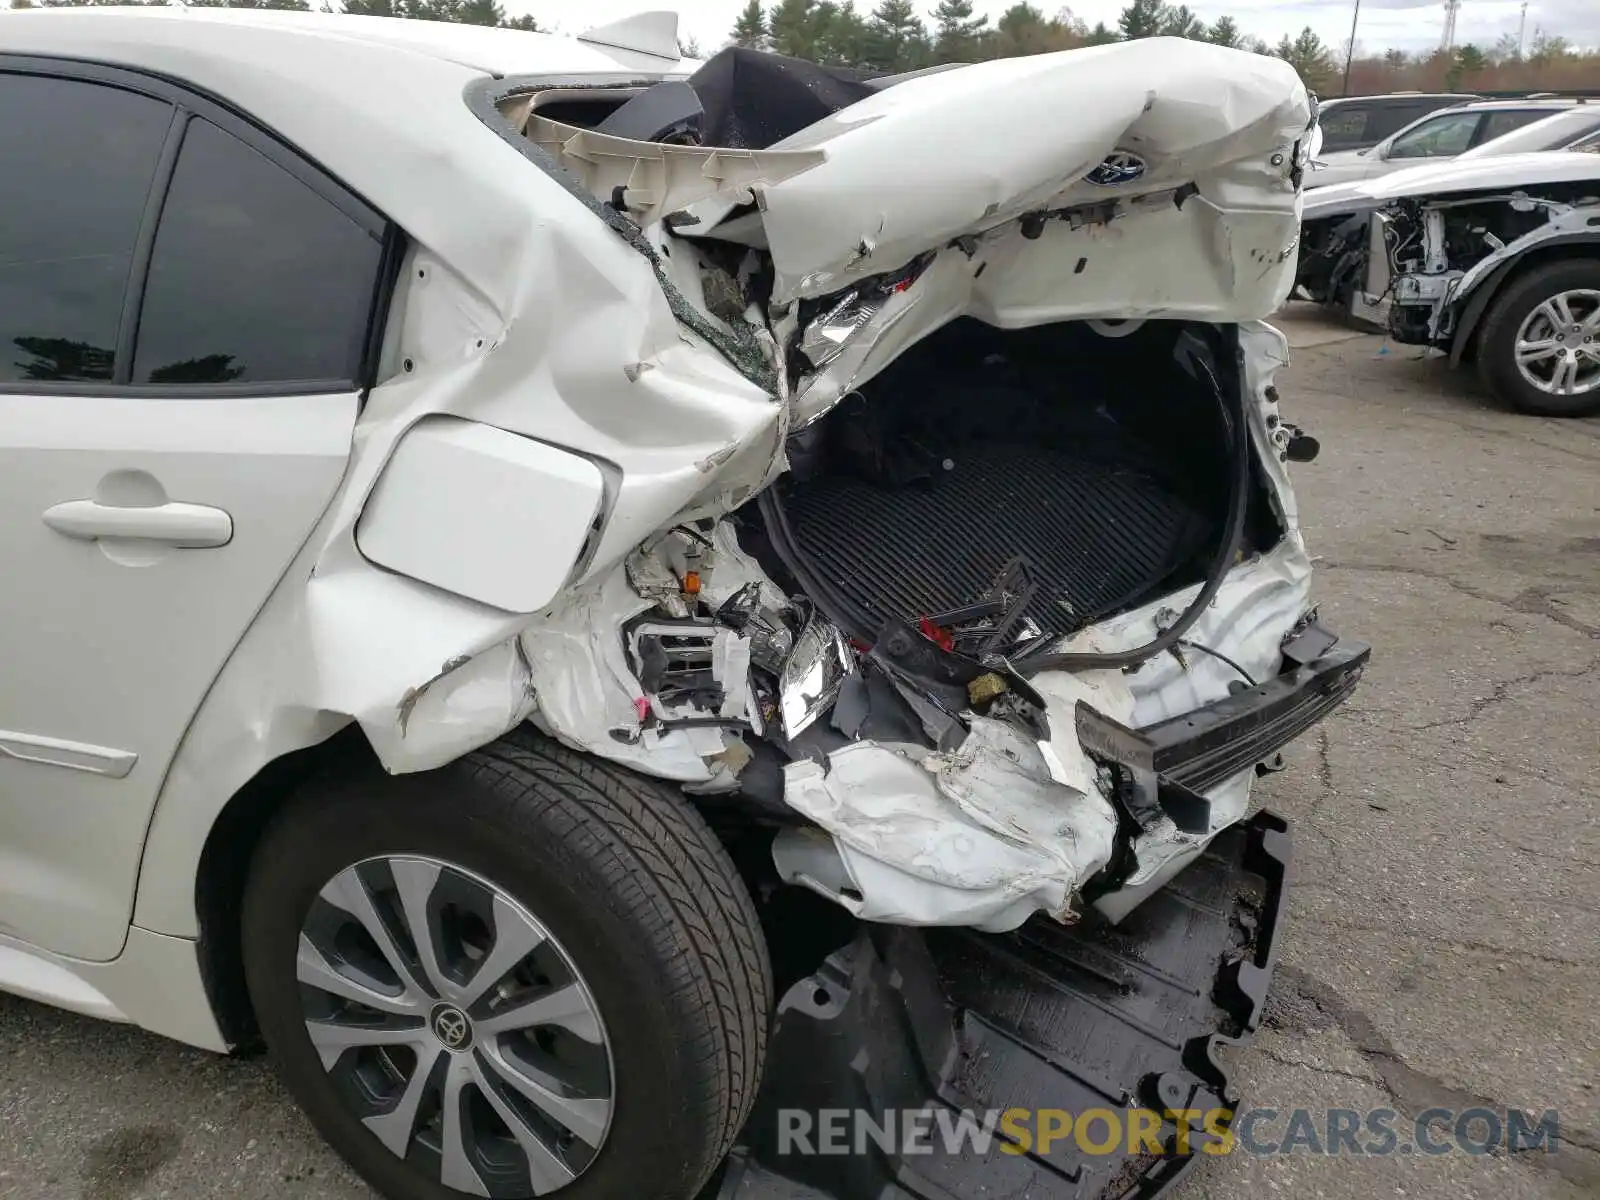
[1478,258,1600,418]
[243,763,715,1200]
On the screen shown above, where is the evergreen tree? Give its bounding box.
[768,0,822,58]
[730,0,767,49]
[1275,26,1337,93]
[862,0,930,72]
[456,0,502,26]
[1206,16,1241,48]
[815,1,871,65]
[1160,3,1203,38]
[1117,0,1168,40]
[932,0,988,64]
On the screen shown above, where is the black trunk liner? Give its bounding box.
[778,446,1213,640]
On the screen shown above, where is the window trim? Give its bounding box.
[113,108,186,386]
[0,55,397,399]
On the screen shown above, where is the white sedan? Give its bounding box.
[0,10,1355,1199]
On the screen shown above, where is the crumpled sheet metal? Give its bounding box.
[772,669,1131,932]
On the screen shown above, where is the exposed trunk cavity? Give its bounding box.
[741,318,1283,661]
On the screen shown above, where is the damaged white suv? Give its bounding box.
[0,8,1355,1200]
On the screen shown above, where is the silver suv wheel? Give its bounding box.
[298,855,614,1197]
[1513,287,1600,397]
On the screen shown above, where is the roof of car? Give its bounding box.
[1447,97,1584,111]
[0,6,691,317]
[0,5,685,75]
[1320,92,1476,106]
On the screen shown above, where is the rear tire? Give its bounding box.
[241,726,771,1200]
[1476,259,1600,417]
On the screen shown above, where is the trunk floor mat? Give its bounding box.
[777,446,1213,640]
[713,813,1291,1200]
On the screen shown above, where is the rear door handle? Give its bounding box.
[42,499,233,548]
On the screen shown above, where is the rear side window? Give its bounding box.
[1478,109,1555,144]
[133,118,384,386]
[0,73,172,384]
[1319,105,1372,152]
[1372,101,1457,142]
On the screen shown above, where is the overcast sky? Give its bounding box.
[506,0,1599,56]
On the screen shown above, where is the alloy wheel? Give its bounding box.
[296,856,614,1198]
[1513,287,1600,397]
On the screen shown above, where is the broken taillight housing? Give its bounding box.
[797,254,935,371]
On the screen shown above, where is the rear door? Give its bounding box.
[0,61,388,960]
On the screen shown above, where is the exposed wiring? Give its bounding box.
[673,523,716,549]
[1177,639,1258,687]
[758,330,1258,684]
[1014,340,1253,678]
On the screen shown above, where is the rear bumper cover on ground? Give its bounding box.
[717,811,1293,1200]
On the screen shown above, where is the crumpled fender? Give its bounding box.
[132,213,779,938]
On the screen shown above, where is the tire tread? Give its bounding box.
[476,727,771,1168]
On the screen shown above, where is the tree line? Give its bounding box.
[727,0,1597,96]
[7,0,1595,94]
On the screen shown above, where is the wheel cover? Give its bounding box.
[296,856,615,1197]
[1513,287,1600,397]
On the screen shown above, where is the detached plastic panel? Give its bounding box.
[714,812,1292,1200]
[525,112,826,224]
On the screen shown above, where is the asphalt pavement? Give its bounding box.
[1,309,1596,1200]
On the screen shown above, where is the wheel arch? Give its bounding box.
[1450,232,1600,366]
[189,724,380,1048]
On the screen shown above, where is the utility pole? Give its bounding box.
[1342,0,1362,95]
[1440,0,1460,53]
[1517,0,1528,57]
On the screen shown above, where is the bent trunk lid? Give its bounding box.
[683,38,1314,308]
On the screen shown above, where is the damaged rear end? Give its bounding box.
[456,39,1362,1195]
[475,38,1351,928]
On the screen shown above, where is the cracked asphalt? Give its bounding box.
[1,312,1597,1200]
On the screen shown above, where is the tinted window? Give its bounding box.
[1319,105,1373,152]
[0,73,172,384]
[1367,102,1447,142]
[1388,112,1481,160]
[134,118,382,386]
[1478,108,1556,144]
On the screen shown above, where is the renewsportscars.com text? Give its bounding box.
[775,1106,1562,1158]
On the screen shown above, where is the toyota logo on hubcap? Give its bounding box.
[430,1004,473,1051]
